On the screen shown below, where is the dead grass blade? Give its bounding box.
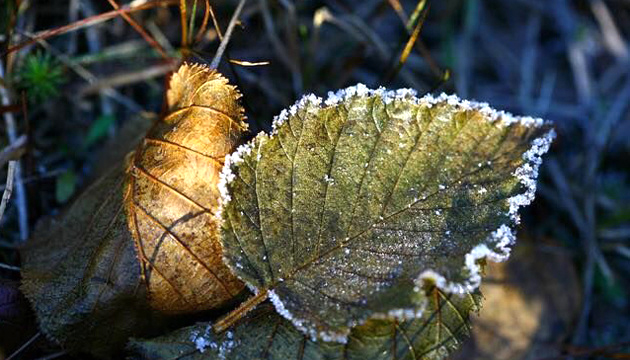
[384,0,427,84]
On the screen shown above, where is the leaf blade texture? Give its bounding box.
[219,86,554,341]
[130,287,481,360]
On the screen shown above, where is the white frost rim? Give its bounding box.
[217,84,556,343]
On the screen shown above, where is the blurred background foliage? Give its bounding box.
[0,0,629,359]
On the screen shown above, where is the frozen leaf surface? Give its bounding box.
[219,86,554,341]
[130,287,480,360]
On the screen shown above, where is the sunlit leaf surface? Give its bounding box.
[219,86,554,341]
[127,64,246,313]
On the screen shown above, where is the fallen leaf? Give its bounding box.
[21,158,157,358]
[20,64,248,357]
[127,63,246,313]
[452,237,581,360]
[130,287,480,360]
[219,87,554,342]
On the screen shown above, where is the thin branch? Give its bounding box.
[5,0,179,55]
[180,0,189,53]
[106,0,172,61]
[78,63,173,96]
[0,134,26,168]
[6,332,41,360]
[33,351,68,360]
[209,4,224,40]
[0,261,20,272]
[384,0,427,84]
[193,0,211,44]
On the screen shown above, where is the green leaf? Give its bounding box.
[130,287,481,360]
[55,169,77,203]
[84,114,115,148]
[219,87,554,341]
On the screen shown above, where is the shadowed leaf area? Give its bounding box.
[19,64,247,357]
[220,89,552,341]
[130,287,480,360]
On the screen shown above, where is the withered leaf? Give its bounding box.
[219,87,554,342]
[21,158,158,358]
[130,287,481,360]
[127,64,246,313]
[21,64,247,356]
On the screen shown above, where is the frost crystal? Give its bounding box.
[189,325,237,359]
[190,325,213,353]
[417,223,518,294]
[272,93,321,133]
[507,130,556,223]
[268,289,350,343]
[217,137,262,220]
[217,330,237,360]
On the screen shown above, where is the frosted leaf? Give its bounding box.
[219,86,553,342]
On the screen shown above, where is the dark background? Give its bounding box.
[1,0,629,358]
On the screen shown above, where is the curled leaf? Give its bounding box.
[127,64,246,313]
[130,287,481,360]
[20,64,248,356]
[218,86,554,342]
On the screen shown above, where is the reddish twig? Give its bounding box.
[180,0,189,56]
[5,0,179,55]
[194,0,212,44]
[105,0,172,61]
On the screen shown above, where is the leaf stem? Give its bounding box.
[213,288,268,333]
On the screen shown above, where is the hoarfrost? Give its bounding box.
[217,330,237,360]
[189,325,213,353]
[417,224,517,294]
[268,289,350,344]
[507,130,556,223]
[217,136,263,220]
[189,326,237,358]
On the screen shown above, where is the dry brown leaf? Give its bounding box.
[127,64,246,313]
[451,238,581,360]
[20,64,247,356]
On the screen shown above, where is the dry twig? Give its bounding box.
[0,61,28,241]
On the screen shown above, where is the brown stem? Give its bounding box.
[213,289,268,333]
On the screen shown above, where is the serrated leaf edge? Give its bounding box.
[216,85,555,343]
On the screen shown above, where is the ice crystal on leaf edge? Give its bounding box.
[216,84,556,343]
